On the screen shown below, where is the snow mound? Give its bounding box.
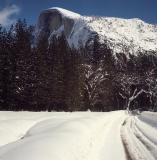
[0,111,127,160]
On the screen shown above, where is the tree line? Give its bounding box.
[0,20,157,112]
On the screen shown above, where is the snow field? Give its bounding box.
[0,111,127,160]
[0,111,157,160]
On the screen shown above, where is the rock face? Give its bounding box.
[37,7,157,55]
[37,7,80,39]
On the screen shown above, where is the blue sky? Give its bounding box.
[0,0,157,26]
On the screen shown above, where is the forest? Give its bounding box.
[0,19,157,112]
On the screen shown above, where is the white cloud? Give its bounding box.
[0,5,20,26]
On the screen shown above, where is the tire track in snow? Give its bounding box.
[134,118,157,159]
[135,116,157,146]
[121,118,134,160]
[121,115,156,160]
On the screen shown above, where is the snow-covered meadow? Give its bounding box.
[0,111,157,160]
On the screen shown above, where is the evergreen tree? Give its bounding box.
[0,25,16,110]
[35,34,49,110]
[13,19,34,110]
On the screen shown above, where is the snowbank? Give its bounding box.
[0,111,157,160]
[0,111,127,160]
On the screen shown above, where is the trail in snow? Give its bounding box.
[121,112,157,160]
[0,111,157,160]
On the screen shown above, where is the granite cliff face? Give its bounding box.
[36,7,157,55]
[37,7,80,40]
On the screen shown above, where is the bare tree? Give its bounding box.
[115,72,151,111]
[83,63,107,109]
[145,69,157,111]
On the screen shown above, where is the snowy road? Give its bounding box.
[0,111,157,160]
[122,112,157,160]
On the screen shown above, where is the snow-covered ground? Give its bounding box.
[0,111,157,160]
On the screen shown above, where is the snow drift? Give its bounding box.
[0,111,127,160]
[0,111,157,160]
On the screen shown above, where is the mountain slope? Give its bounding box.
[36,7,157,55]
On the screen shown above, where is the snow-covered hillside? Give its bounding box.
[37,7,157,55]
[0,111,157,160]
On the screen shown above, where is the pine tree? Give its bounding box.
[35,34,49,110]
[13,19,34,110]
[0,25,17,110]
[92,34,103,67]
[51,34,69,111]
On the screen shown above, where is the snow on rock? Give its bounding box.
[37,7,157,55]
[47,7,81,19]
